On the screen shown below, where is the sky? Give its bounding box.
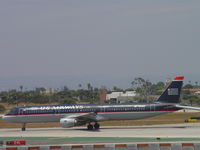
[0,0,200,90]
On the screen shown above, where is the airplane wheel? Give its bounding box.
[87,124,93,130]
[94,122,100,130]
[22,123,26,131]
[22,127,26,131]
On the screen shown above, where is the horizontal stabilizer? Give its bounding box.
[176,105,200,110]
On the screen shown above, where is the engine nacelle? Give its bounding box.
[60,118,77,128]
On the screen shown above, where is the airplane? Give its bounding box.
[2,76,200,131]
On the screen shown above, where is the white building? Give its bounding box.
[40,88,60,95]
[106,91,137,103]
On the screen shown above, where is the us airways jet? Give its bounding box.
[3,76,200,131]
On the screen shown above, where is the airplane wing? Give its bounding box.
[60,112,104,128]
[63,112,100,124]
[71,112,98,122]
[176,105,200,110]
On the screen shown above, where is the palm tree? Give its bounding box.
[19,85,23,92]
[78,84,82,89]
[195,81,198,87]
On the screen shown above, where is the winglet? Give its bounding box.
[173,76,184,81]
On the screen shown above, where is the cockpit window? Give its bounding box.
[7,108,19,115]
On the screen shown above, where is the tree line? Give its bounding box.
[0,78,200,112]
[0,84,100,105]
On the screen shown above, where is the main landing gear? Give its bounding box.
[87,122,100,130]
[21,123,26,131]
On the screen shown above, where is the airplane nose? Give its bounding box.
[2,115,5,120]
[2,115,7,121]
[2,115,15,123]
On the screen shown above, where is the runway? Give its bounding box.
[1,123,200,138]
[1,123,200,145]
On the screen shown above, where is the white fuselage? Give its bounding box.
[3,103,177,124]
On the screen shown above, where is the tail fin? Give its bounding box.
[156,76,184,103]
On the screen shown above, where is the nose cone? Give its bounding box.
[2,115,6,120]
[2,115,10,122]
[2,115,18,123]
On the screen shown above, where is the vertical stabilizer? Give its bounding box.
[156,76,184,103]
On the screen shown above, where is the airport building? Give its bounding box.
[184,88,200,96]
[40,88,60,95]
[99,90,107,104]
[106,91,137,103]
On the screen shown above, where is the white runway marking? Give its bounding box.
[1,123,200,137]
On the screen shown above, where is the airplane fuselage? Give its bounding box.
[3,76,186,130]
[3,103,181,124]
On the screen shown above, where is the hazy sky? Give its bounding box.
[0,0,200,90]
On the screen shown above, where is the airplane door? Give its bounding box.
[18,108,24,122]
[18,108,23,115]
[100,106,105,113]
[150,104,155,111]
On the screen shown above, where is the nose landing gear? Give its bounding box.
[21,123,26,131]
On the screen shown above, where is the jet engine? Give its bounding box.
[60,118,77,128]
